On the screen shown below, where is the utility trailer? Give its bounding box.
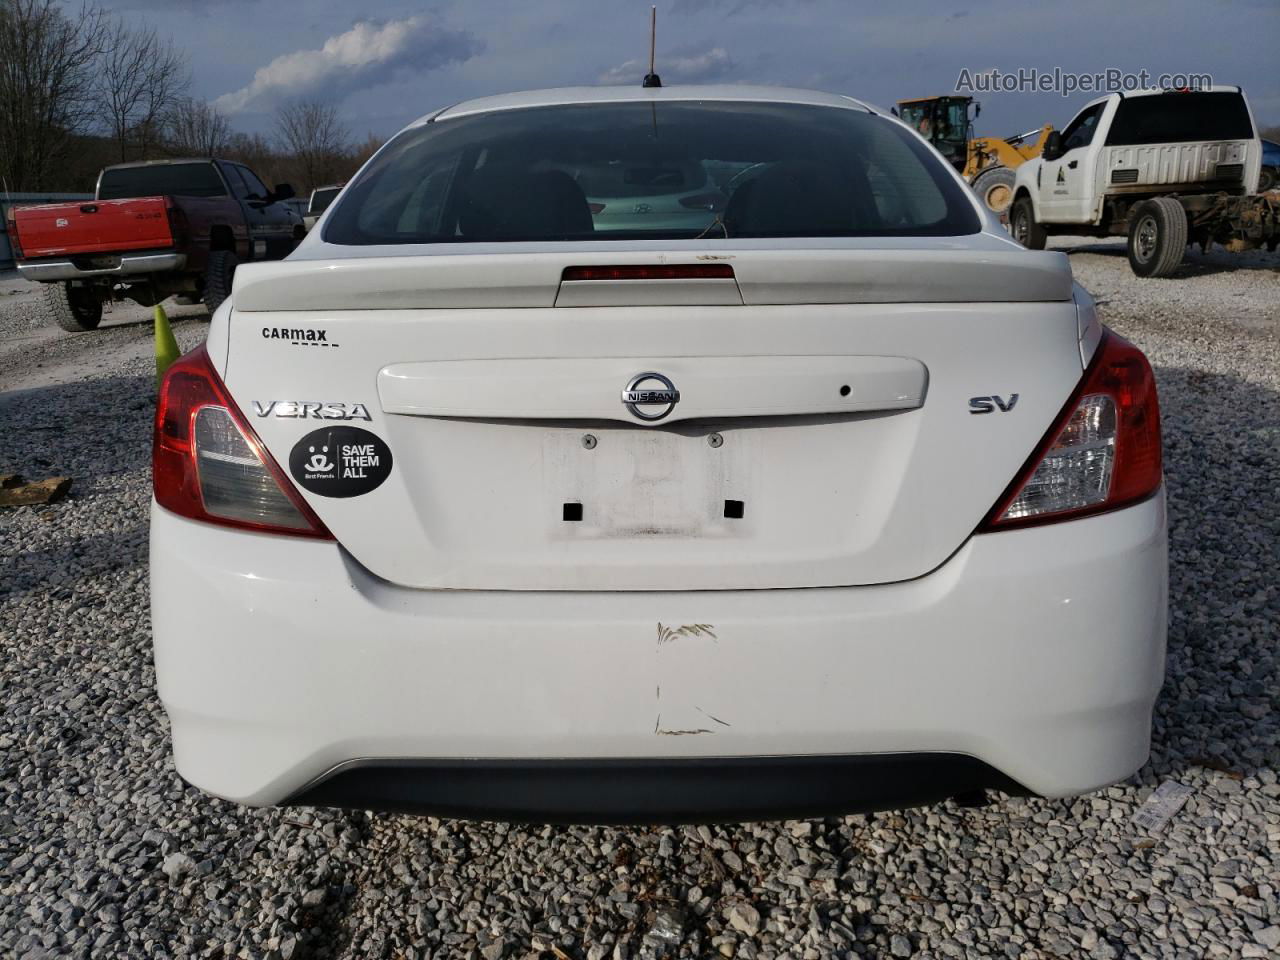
[1009,86,1278,276]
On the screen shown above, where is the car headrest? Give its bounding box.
[459,167,594,240]
[723,162,860,236]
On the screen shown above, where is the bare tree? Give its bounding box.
[351,132,385,169]
[165,97,231,156]
[225,130,279,181]
[136,35,188,157]
[92,18,188,161]
[275,100,350,191]
[0,0,107,190]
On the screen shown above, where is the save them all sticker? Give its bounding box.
[289,427,393,498]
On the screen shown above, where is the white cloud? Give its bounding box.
[216,16,482,113]
[597,47,734,86]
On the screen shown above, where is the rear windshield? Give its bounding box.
[1106,92,1255,146]
[97,162,227,201]
[323,101,980,245]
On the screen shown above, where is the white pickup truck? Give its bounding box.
[1010,87,1278,277]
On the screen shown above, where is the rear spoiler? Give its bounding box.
[232,248,1074,312]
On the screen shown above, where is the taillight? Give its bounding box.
[587,202,607,214]
[164,197,189,244]
[153,345,332,539]
[561,264,735,281]
[5,207,23,260]
[980,330,1161,530]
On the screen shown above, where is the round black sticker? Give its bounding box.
[289,427,393,498]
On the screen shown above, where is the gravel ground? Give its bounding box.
[1,243,1278,960]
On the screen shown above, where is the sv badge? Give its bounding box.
[969,394,1019,414]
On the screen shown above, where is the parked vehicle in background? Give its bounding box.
[578,160,732,233]
[151,85,1168,823]
[0,193,91,270]
[1260,139,1279,192]
[282,197,309,222]
[1010,87,1278,277]
[896,94,1055,216]
[6,158,303,331]
[303,183,344,231]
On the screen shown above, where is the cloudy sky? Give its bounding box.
[105,0,1278,140]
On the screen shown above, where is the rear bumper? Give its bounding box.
[16,251,185,281]
[150,491,1168,819]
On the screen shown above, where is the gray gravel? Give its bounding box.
[1,243,1278,960]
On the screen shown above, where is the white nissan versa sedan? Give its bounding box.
[150,86,1168,823]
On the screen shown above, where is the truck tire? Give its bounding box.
[42,282,103,333]
[971,166,1016,216]
[1010,196,1047,250]
[202,250,238,314]
[1259,166,1276,193]
[1127,197,1188,278]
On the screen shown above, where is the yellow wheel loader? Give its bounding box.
[895,95,1053,216]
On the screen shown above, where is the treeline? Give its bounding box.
[0,0,380,195]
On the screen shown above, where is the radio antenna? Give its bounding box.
[642,6,662,88]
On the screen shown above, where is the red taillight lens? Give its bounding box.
[6,208,23,260]
[164,197,190,244]
[587,202,606,214]
[980,329,1162,530]
[153,345,333,539]
[561,264,735,281]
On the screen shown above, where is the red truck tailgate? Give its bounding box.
[13,197,173,258]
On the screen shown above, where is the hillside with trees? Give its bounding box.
[0,0,379,195]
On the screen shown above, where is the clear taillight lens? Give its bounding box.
[981,330,1161,530]
[998,394,1116,521]
[154,346,332,539]
[193,407,312,530]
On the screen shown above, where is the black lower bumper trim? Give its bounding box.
[285,754,1031,824]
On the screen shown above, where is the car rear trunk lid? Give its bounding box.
[223,247,1082,591]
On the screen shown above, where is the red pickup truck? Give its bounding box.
[6,158,303,332]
